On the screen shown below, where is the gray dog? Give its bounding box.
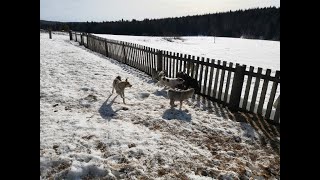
[167,88,195,110]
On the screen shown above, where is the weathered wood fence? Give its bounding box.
[70,31,280,124]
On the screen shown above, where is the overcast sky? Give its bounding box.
[40,0,280,22]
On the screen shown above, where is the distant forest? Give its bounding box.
[40,7,280,41]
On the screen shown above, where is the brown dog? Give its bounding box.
[112,76,132,104]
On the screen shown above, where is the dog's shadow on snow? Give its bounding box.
[98,93,121,121]
[152,89,168,98]
[162,108,192,122]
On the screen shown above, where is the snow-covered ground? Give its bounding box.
[40,32,280,179]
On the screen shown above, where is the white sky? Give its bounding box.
[40,0,280,22]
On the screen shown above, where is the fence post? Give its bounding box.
[49,29,52,39]
[157,50,163,71]
[87,33,89,49]
[69,30,72,40]
[229,64,246,111]
[83,33,87,47]
[122,42,127,64]
[80,33,84,45]
[105,40,109,57]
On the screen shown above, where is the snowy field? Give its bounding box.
[94,34,280,72]
[40,32,279,179]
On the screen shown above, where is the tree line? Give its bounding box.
[40,7,280,41]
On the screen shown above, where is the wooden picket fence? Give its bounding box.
[70,31,280,124]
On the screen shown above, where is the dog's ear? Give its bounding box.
[125,78,128,82]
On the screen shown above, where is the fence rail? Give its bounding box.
[70,31,280,124]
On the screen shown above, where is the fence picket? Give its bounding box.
[250,67,263,112]
[198,57,205,94]
[218,61,227,101]
[242,66,254,110]
[207,59,215,97]
[223,62,233,103]
[213,60,221,98]
[202,58,209,95]
[257,69,271,115]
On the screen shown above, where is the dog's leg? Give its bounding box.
[179,100,183,110]
[170,99,175,108]
[118,89,123,98]
[163,86,169,90]
[122,92,126,104]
